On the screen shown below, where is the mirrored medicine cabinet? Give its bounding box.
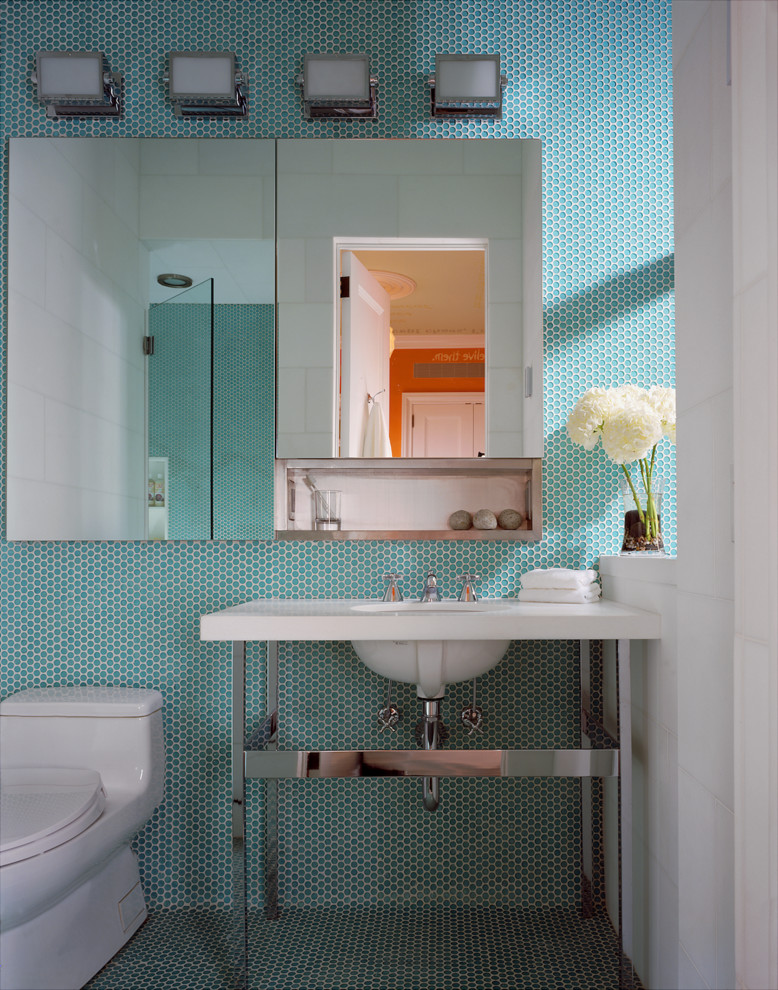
[5,137,543,542]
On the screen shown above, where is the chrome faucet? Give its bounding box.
[418,570,443,602]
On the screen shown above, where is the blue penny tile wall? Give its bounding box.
[270,640,580,753]
[148,302,212,540]
[1,0,673,911]
[267,778,580,909]
[213,305,275,541]
[148,302,275,540]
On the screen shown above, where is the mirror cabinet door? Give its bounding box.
[6,138,276,541]
[275,138,542,462]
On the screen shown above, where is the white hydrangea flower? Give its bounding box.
[610,383,648,406]
[601,401,664,464]
[566,383,670,548]
[648,386,676,443]
[566,387,612,450]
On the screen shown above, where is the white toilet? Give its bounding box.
[0,686,165,990]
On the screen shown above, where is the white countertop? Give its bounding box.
[199,598,661,642]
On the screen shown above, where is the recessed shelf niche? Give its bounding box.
[275,458,542,540]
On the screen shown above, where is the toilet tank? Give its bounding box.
[0,687,164,803]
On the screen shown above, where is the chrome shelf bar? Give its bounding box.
[244,747,619,778]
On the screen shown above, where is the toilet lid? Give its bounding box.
[0,767,106,866]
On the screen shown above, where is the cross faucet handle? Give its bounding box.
[382,573,404,602]
[461,704,484,735]
[457,573,481,602]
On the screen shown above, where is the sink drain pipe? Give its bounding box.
[417,699,447,812]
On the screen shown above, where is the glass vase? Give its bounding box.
[619,474,665,555]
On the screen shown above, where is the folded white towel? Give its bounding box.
[361,399,393,457]
[518,586,602,604]
[520,567,599,590]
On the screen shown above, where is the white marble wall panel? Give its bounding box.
[673,0,738,985]
[679,770,719,989]
[731,4,778,987]
[674,181,734,414]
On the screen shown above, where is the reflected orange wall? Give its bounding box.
[388,348,485,455]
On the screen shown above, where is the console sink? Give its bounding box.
[351,600,511,698]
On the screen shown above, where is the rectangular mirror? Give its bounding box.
[275,138,542,460]
[5,137,541,541]
[6,138,275,540]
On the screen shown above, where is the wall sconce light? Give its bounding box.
[165,51,247,117]
[429,54,506,118]
[299,54,377,119]
[32,51,123,117]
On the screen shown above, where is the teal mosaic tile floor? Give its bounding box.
[86,910,234,990]
[86,906,640,989]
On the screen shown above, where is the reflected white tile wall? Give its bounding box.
[197,138,275,176]
[7,197,46,307]
[11,139,84,249]
[139,175,265,239]
[276,303,334,368]
[7,383,45,481]
[7,138,146,540]
[398,175,521,236]
[140,138,199,175]
[8,477,145,541]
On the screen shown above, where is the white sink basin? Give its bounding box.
[350,600,512,615]
[351,600,511,698]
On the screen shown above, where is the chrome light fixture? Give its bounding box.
[299,54,377,118]
[429,54,506,118]
[156,274,193,289]
[32,51,123,117]
[165,51,247,117]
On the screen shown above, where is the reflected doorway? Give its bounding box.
[337,240,487,458]
[402,392,485,457]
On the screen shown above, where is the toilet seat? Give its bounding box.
[0,767,106,866]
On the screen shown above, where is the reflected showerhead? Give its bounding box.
[156,273,193,288]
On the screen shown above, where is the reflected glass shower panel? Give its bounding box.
[148,278,214,540]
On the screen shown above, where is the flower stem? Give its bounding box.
[639,448,660,541]
[621,464,645,525]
